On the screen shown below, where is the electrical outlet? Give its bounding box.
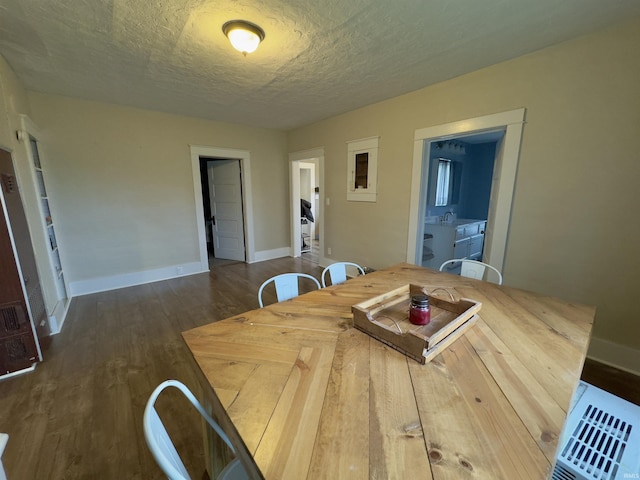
[176,265,184,275]
[328,247,332,255]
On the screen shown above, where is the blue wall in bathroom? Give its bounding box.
[426,140,496,220]
[458,142,496,219]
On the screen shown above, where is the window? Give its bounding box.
[435,159,451,207]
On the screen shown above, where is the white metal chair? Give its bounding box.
[0,433,8,480]
[321,262,365,287]
[143,380,248,480]
[257,273,321,307]
[439,259,503,285]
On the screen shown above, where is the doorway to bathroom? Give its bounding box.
[406,108,526,274]
[424,131,503,225]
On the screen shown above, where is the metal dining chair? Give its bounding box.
[321,262,365,287]
[143,380,248,480]
[439,259,503,285]
[257,273,321,307]
[0,433,8,480]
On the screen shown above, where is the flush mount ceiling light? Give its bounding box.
[222,20,265,55]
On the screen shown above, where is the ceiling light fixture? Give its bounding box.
[222,20,265,55]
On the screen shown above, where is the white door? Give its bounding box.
[208,160,245,261]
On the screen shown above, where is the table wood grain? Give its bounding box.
[182,263,595,479]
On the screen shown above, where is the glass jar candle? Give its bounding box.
[409,294,431,325]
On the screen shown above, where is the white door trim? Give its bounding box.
[406,108,526,274]
[299,162,316,242]
[289,148,325,264]
[190,145,255,270]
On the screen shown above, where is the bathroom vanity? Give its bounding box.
[422,219,487,272]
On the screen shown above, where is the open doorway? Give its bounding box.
[190,145,255,271]
[420,131,503,270]
[299,162,318,262]
[289,148,325,265]
[200,158,245,264]
[407,108,526,275]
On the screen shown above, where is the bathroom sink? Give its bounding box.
[425,218,484,226]
[450,218,483,225]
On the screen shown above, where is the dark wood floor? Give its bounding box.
[581,357,640,405]
[1,256,638,479]
[0,256,322,479]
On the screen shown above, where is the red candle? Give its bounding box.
[409,294,431,325]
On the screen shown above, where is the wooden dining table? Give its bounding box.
[181,263,595,479]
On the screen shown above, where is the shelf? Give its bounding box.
[28,131,68,301]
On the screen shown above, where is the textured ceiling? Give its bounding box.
[1,0,639,130]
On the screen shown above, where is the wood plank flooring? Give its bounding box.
[1,256,638,479]
[581,357,640,405]
[0,256,322,480]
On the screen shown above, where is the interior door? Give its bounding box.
[207,160,246,261]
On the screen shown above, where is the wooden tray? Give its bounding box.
[351,284,481,364]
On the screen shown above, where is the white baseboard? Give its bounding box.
[251,247,291,263]
[587,336,640,377]
[68,261,207,297]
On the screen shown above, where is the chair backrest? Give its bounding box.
[439,259,503,285]
[0,433,8,480]
[257,273,321,307]
[143,380,248,480]
[321,262,365,287]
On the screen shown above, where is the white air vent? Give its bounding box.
[552,381,640,480]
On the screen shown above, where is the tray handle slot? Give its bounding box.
[365,312,404,335]
[421,287,455,302]
[367,293,410,317]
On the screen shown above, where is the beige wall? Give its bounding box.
[28,93,289,283]
[287,17,640,358]
[0,55,26,146]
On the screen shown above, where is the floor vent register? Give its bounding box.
[552,381,640,480]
